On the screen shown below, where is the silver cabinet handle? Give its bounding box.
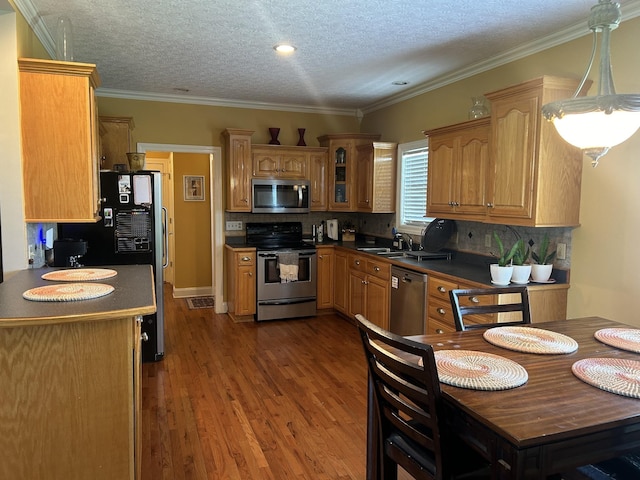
[355,260,360,266]
[470,296,480,303]
[242,256,250,261]
[141,332,149,342]
[437,286,446,293]
[249,272,253,277]
[436,329,444,334]
[487,202,494,208]
[135,315,143,325]
[319,255,324,259]
[437,308,446,315]
[374,266,380,272]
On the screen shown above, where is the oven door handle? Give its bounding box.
[298,185,303,208]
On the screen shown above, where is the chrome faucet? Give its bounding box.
[399,233,413,251]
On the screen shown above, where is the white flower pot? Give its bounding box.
[490,264,513,286]
[531,264,553,283]
[511,265,532,284]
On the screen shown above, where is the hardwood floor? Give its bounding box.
[141,286,372,479]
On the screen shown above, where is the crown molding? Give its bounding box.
[360,0,640,114]
[12,0,56,57]
[95,88,359,116]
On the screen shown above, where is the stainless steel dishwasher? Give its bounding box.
[390,266,428,335]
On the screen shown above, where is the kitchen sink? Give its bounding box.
[375,251,407,258]
[356,247,391,253]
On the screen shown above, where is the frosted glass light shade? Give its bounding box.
[551,109,640,150]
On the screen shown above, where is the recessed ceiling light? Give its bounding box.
[392,81,408,86]
[274,44,296,54]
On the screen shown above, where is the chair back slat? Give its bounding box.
[449,286,531,332]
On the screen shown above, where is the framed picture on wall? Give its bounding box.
[184,175,205,201]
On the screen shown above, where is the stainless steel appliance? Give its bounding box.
[390,266,428,335]
[251,179,310,213]
[246,222,317,321]
[58,171,166,362]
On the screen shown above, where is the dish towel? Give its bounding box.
[278,252,299,283]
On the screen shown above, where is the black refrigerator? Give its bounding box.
[58,170,166,362]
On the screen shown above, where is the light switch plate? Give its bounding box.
[557,243,566,260]
[226,221,242,231]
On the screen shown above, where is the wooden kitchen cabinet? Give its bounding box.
[222,128,254,212]
[484,76,587,226]
[356,142,397,213]
[318,133,381,212]
[425,117,490,220]
[18,58,101,222]
[347,253,390,330]
[251,145,308,178]
[316,246,334,309]
[309,151,328,211]
[225,246,256,321]
[333,249,349,314]
[99,116,134,170]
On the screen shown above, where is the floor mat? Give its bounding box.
[186,297,215,309]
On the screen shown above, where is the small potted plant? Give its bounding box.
[531,234,556,283]
[490,232,519,285]
[510,239,531,284]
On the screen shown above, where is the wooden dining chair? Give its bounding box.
[449,286,532,332]
[355,314,489,480]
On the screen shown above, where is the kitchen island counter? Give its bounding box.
[0,264,154,480]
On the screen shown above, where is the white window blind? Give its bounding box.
[397,140,432,234]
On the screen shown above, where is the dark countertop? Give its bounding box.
[0,264,157,327]
[225,238,568,288]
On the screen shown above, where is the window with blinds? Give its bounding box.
[397,140,432,234]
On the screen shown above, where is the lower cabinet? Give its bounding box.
[334,249,349,314]
[316,246,334,309]
[347,253,390,330]
[225,246,256,321]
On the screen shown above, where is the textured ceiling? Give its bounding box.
[13,0,640,113]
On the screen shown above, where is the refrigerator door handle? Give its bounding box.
[162,206,169,268]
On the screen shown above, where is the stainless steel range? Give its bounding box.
[246,222,317,322]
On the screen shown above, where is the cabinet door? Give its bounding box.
[366,275,390,330]
[426,135,456,216]
[280,153,307,178]
[356,145,373,211]
[309,152,327,211]
[456,125,489,217]
[99,116,133,170]
[328,140,354,211]
[487,95,538,220]
[316,247,334,309]
[334,250,349,314]
[224,130,253,211]
[348,269,367,320]
[253,152,280,177]
[237,265,256,315]
[19,59,100,222]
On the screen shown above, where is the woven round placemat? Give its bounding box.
[594,328,640,354]
[483,326,578,354]
[23,283,114,302]
[41,268,118,282]
[434,350,528,391]
[572,358,640,399]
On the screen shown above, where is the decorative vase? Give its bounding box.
[468,96,489,119]
[511,265,532,284]
[297,128,306,146]
[55,16,75,61]
[268,128,281,145]
[490,264,513,286]
[126,152,146,172]
[531,264,553,283]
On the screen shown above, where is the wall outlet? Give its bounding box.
[557,242,566,260]
[226,221,242,231]
[484,234,492,248]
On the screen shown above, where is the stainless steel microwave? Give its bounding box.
[252,178,310,213]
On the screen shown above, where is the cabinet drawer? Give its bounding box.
[428,277,459,302]
[428,298,455,327]
[427,316,455,335]
[457,291,497,307]
[348,254,367,272]
[366,260,390,280]
[235,252,255,266]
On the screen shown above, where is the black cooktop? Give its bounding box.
[245,222,310,250]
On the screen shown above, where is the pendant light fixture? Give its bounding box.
[542,0,640,167]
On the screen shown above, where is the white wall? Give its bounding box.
[0,6,28,276]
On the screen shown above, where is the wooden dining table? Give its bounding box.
[366,317,640,480]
